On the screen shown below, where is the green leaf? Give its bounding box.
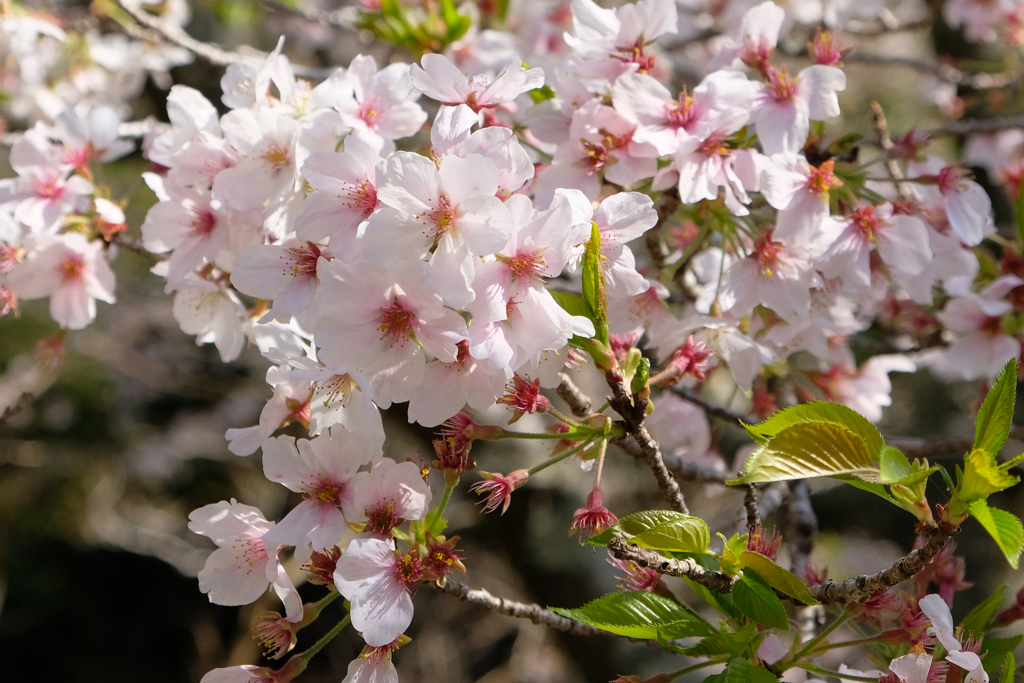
[957,449,1021,507]
[983,636,1023,675]
[586,510,710,553]
[880,445,913,483]
[743,401,884,458]
[581,222,608,345]
[718,656,781,683]
[1016,170,1024,245]
[685,577,743,621]
[960,585,1007,639]
[739,551,819,605]
[976,359,1018,456]
[728,422,881,486]
[732,570,789,630]
[549,591,714,639]
[527,84,556,103]
[969,500,1024,569]
[999,651,1016,683]
[549,289,594,321]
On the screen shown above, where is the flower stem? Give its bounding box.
[545,405,580,426]
[667,656,731,680]
[528,438,596,476]
[787,610,850,664]
[299,590,340,628]
[283,613,351,681]
[793,662,877,682]
[424,478,457,534]
[803,632,888,656]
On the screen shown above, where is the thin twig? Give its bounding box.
[257,0,357,28]
[556,373,592,420]
[809,523,957,604]
[670,386,746,425]
[664,457,731,485]
[114,0,332,79]
[607,538,735,593]
[870,101,909,198]
[743,484,760,533]
[844,53,1018,90]
[896,425,1024,458]
[924,115,1024,138]
[787,481,817,579]
[841,11,932,35]
[435,579,612,637]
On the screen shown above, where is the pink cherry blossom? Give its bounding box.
[410,53,544,111]
[350,457,433,537]
[8,231,115,330]
[231,239,327,324]
[333,55,428,154]
[261,425,378,559]
[188,499,301,621]
[333,538,419,646]
[751,64,846,155]
[936,275,1023,380]
[563,0,677,80]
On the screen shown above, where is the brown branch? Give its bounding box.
[924,115,1024,138]
[607,369,688,513]
[114,0,332,79]
[845,53,1018,90]
[743,484,760,533]
[257,0,356,28]
[607,537,735,593]
[870,101,910,198]
[896,425,1024,458]
[556,373,592,420]
[809,524,957,604]
[670,386,746,425]
[664,457,731,485]
[0,391,33,427]
[435,579,612,637]
[786,481,817,579]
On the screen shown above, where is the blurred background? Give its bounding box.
[3,1,1024,681]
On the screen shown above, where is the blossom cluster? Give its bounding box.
[3,0,1024,681]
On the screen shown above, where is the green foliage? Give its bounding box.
[729,422,881,486]
[742,401,884,457]
[549,591,714,639]
[732,570,789,630]
[1000,652,1016,683]
[678,622,757,657]
[354,0,472,55]
[968,500,1024,569]
[975,359,1018,456]
[959,585,1006,639]
[738,551,818,605]
[586,510,711,554]
[703,656,781,683]
[717,532,748,576]
[984,637,1023,675]
[582,222,608,345]
[686,577,743,621]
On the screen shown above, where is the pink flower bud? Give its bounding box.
[470,469,530,514]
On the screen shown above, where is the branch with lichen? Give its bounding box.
[556,373,593,420]
[607,537,736,593]
[809,524,958,604]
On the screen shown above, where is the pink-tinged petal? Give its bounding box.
[188,500,271,543]
[799,65,846,121]
[428,233,475,309]
[439,154,499,206]
[50,282,95,330]
[407,361,471,427]
[431,104,479,154]
[351,573,414,647]
[376,152,440,214]
[945,182,992,247]
[818,223,870,286]
[342,656,399,683]
[888,652,933,683]
[261,498,347,553]
[410,54,471,104]
[920,594,962,652]
[754,101,808,156]
[595,192,658,242]
[876,215,932,277]
[477,61,533,107]
[415,308,468,363]
[226,426,262,456]
[200,665,269,683]
[261,435,313,493]
[334,538,397,592]
[374,101,428,140]
[760,153,809,210]
[269,561,304,622]
[198,543,271,606]
[457,195,514,255]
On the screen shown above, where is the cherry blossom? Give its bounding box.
[410,53,543,111]
[188,499,301,621]
[333,538,418,647]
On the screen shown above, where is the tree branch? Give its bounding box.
[786,481,817,579]
[895,425,1024,458]
[664,457,731,485]
[434,579,612,637]
[924,115,1024,138]
[743,484,760,532]
[257,0,357,28]
[809,524,957,604]
[670,386,746,425]
[556,372,592,420]
[844,53,1018,90]
[114,0,332,78]
[607,537,735,593]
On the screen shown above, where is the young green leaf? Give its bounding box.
[581,222,608,345]
[548,289,595,322]
[586,510,710,553]
[685,577,743,621]
[983,636,1022,675]
[960,585,1007,639]
[975,359,1018,457]
[999,651,1015,683]
[743,401,884,458]
[549,591,715,639]
[728,422,881,486]
[718,656,781,683]
[738,551,819,605]
[968,500,1024,569]
[954,450,1021,516]
[732,570,789,630]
